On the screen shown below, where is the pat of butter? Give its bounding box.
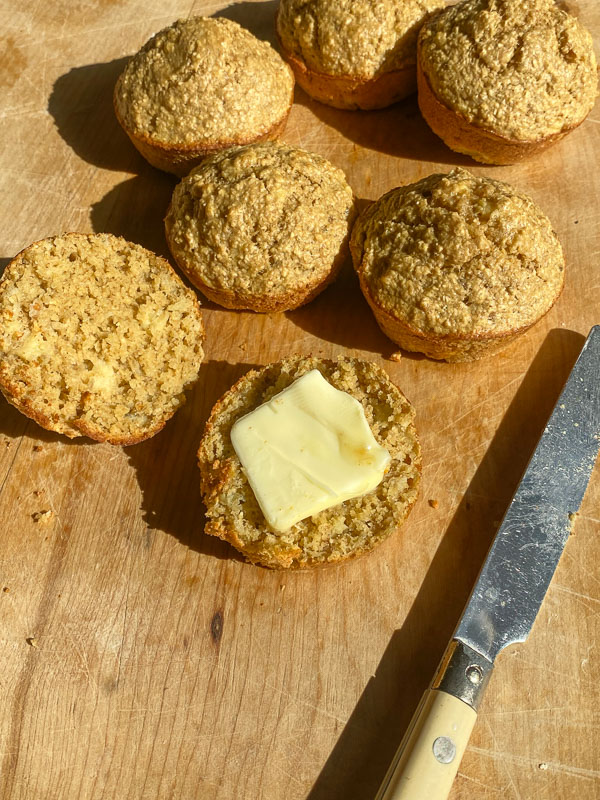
[230,370,391,532]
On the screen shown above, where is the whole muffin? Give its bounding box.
[417,0,598,164]
[114,17,295,176]
[0,233,204,444]
[198,356,421,569]
[276,0,445,110]
[350,168,565,362]
[165,141,357,312]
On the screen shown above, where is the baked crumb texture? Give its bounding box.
[114,16,295,175]
[0,233,205,444]
[418,0,598,163]
[351,168,565,362]
[277,0,444,109]
[198,356,421,569]
[165,141,357,312]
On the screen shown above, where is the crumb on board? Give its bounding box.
[387,351,402,362]
[538,762,549,771]
[569,511,579,534]
[428,498,439,509]
[32,509,54,525]
[25,636,38,647]
[2,587,9,593]
[33,444,43,452]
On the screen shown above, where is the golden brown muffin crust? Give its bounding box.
[419,0,598,141]
[165,142,356,312]
[198,357,421,569]
[114,16,294,148]
[0,234,204,444]
[277,0,445,78]
[351,169,564,353]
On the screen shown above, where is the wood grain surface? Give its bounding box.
[1,2,599,798]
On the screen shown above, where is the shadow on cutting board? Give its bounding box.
[305,326,585,800]
[126,359,256,563]
[293,89,475,166]
[286,260,397,355]
[90,172,177,260]
[48,57,147,173]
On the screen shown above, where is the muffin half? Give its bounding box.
[417,0,598,164]
[114,17,295,176]
[0,233,204,444]
[277,0,445,110]
[198,356,421,569]
[165,141,357,312]
[350,169,565,362]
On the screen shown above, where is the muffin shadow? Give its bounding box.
[90,173,177,260]
[305,326,586,800]
[286,260,400,356]
[48,58,147,173]
[293,88,475,166]
[126,359,256,561]
[213,0,279,47]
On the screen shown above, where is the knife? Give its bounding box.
[375,325,600,800]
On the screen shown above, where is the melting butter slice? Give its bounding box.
[230,369,391,532]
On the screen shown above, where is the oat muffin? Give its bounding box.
[198,356,421,569]
[418,0,598,164]
[165,141,357,312]
[276,0,445,110]
[350,169,565,362]
[114,16,295,176]
[0,233,205,444]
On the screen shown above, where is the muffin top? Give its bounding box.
[165,141,356,306]
[114,16,294,147]
[351,168,564,337]
[0,233,204,443]
[198,356,421,569]
[277,0,444,78]
[419,0,598,140]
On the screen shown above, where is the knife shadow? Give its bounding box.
[304,326,586,800]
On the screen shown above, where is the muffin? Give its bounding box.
[114,16,295,176]
[198,356,421,569]
[165,141,357,312]
[276,0,445,110]
[0,233,205,444]
[350,169,565,362]
[417,0,598,164]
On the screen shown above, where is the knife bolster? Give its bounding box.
[432,640,493,711]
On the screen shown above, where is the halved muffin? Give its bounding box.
[0,233,204,444]
[198,356,421,569]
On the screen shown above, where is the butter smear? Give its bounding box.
[230,369,391,531]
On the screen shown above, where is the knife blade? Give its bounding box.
[375,326,600,800]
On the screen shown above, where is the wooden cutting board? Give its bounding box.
[0,2,599,798]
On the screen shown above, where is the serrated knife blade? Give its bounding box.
[376,326,600,800]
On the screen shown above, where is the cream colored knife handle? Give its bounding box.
[375,641,494,800]
[375,688,476,800]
